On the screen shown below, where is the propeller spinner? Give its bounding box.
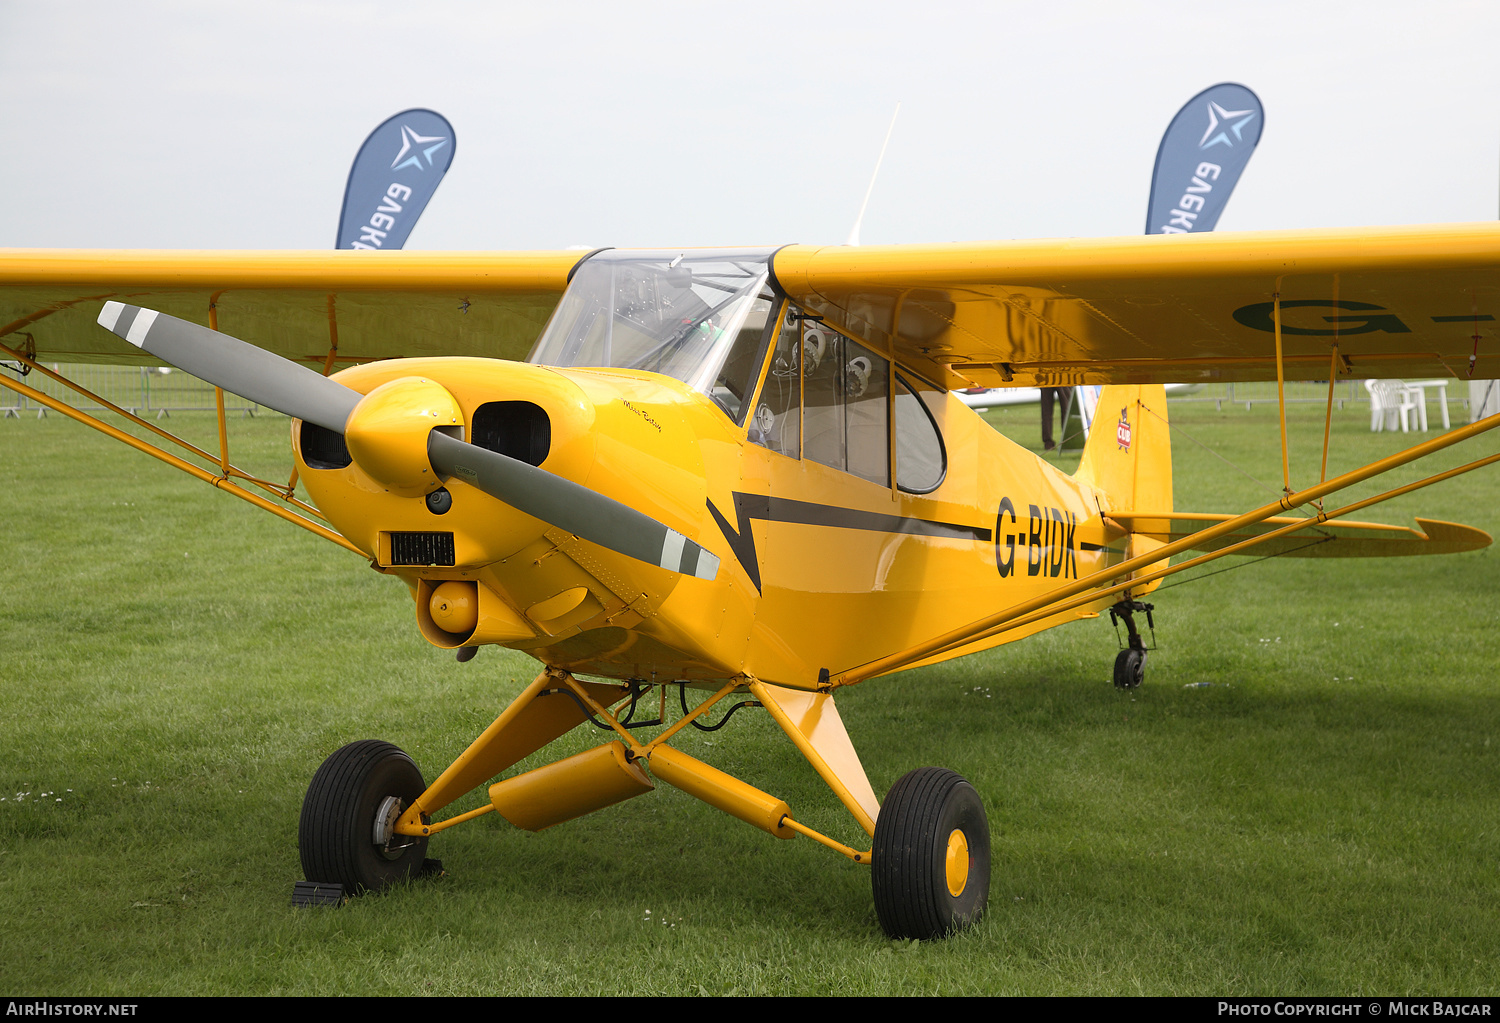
[96,302,720,581]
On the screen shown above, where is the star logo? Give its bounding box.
[1198,101,1256,150]
[391,124,449,171]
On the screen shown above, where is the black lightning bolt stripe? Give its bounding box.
[708,492,992,593]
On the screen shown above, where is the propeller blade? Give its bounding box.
[97,301,359,433]
[95,302,720,581]
[427,430,720,581]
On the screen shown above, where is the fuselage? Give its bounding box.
[294,376,1142,691]
[292,248,1156,690]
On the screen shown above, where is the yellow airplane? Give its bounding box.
[2,225,1497,939]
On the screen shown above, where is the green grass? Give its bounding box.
[1,396,1498,995]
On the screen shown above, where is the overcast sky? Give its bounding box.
[3,1,1499,251]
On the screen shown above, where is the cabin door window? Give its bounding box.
[801,319,890,487]
[749,305,946,493]
[748,303,803,457]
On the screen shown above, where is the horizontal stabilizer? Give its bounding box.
[1109,512,1491,558]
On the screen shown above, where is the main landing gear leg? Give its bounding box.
[1109,599,1155,689]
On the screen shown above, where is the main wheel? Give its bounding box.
[871,767,990,939]
[1113,647,1146,689]
[298,739,430,893]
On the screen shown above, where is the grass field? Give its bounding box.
[1,393,1498,995]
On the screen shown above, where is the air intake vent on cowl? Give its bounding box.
[389,532,455,566]
[472,401,550,466]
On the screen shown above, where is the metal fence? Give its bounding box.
[1176,379,1364,409]
[1,363,259,419]
[0,364,1474,421]
[1171,380,1472,421]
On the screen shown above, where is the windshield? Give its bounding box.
[527,248,778,423]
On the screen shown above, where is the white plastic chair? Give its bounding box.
[1403,379,1451,431]
[1365,379,1420,432]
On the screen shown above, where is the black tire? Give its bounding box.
[1113,647,1146,689]
[871,767,990,939]
[298,739,429,893]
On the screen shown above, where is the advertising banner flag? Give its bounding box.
[336,109,456,250]
[1070,84,1265,444]
[1145,83,1262,236]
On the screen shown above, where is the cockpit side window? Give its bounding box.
[843,338,890,486]
[802,317,890,487]
[801,320,845,471]
[752,305,947,492]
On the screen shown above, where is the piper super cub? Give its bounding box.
[2,228,1497,938]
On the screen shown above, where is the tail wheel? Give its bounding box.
[871,767,990,939]
[299,739,429,893]
[1113,646,1146,689]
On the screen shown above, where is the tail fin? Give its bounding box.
[1074,385,1173,591]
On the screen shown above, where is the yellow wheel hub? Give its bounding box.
[945,828,970,897]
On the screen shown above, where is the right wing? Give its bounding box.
[0,249,584,367]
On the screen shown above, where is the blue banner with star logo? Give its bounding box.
[1145,83,1262,236]
[336,109,456,250]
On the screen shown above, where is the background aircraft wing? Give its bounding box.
[0,249,583,367]
[770,223,1500,389]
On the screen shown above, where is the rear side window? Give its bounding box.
[894,377,945,493]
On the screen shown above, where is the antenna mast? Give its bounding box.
[846,103,901,246]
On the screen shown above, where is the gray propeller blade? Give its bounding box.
[427,430,719,580]
[97,301,359,433]
[95,301,720,581]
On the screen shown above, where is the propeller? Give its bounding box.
[97,301,720,581]
[98,302,358,433]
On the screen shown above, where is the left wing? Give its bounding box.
[0,249,584,367]
[770,223,1500,388]
[1110,513,1492,558]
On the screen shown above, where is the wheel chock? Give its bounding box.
[291,880,346,907]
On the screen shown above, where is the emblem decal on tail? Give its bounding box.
[1116,407,1132,452]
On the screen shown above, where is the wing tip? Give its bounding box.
[1414,517,1493,552]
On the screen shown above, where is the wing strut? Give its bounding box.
[281,293,344,501]
[830,409,1500,688]
[0,350,361,555]
[1274,285,1292,494]
[929,451,1498,663]
[1320,341,1340,493]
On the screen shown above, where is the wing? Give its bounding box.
[0,249,584,367]
[769,223,1500,388]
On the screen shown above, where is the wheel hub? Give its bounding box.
[373,795,406,860]
[945,828,970,897]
